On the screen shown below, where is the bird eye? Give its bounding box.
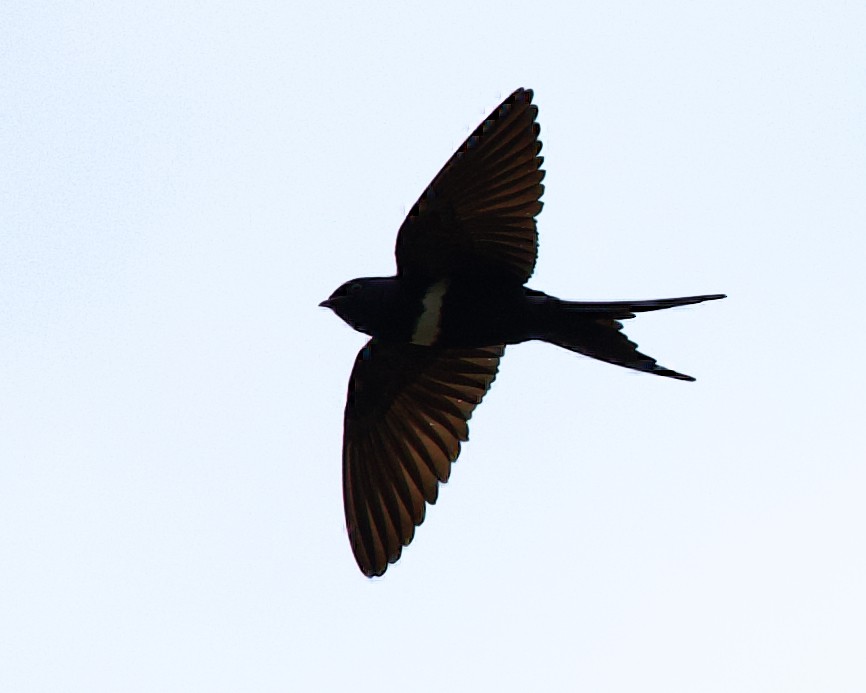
[349,282,363,295]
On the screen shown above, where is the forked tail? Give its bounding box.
[540,294,725,381]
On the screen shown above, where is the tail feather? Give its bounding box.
[564,294,726,318]
[540,294,725,381]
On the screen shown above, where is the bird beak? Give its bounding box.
[319,298,334,309]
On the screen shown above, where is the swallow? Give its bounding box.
[321,88,725,576]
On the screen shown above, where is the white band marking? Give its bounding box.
[411,279,450,346]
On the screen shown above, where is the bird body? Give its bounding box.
[324,276,533,348]
[321,88,725,576]
[324,276,721,377]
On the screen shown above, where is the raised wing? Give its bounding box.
[342,339,504,576]
[395,88,545,284]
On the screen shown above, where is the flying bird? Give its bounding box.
[321,88,725,577]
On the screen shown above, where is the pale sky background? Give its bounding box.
[2,2,865,691]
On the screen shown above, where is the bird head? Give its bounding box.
[320,277,396,337]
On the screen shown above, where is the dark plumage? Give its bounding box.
[321,88,725,576]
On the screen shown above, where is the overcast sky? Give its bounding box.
[2,2,865,691]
